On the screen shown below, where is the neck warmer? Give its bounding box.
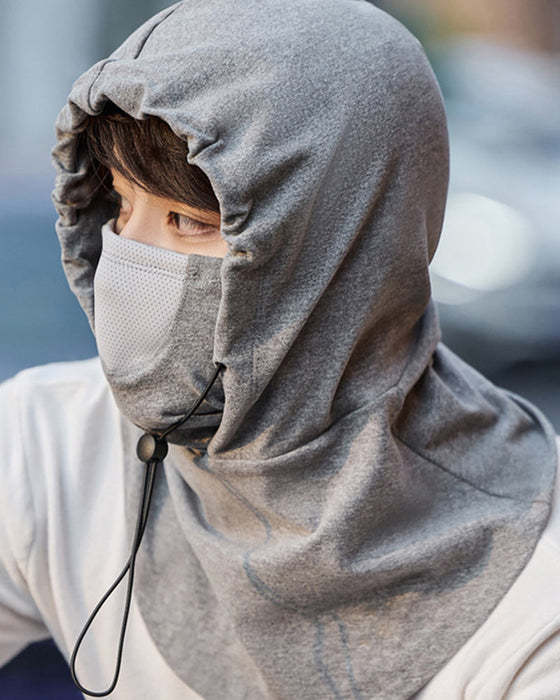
[52,1,557,698]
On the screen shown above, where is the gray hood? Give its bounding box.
[52,1,557,698]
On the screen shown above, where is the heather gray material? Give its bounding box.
[95,223,191,374]
[52,1,557,698]
[94,222,224,443]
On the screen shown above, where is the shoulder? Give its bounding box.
[0,358,122,554]
[415,437,560,699]
[1,357,118,458]
[0,359,130,647]
[2,356,110,412]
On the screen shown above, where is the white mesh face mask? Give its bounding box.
[93,223,224,446]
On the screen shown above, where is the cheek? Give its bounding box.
[178,236,228,258]
[208,237,228,258]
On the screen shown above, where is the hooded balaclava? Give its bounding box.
[52,1,557,698]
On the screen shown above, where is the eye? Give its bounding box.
[168,212,218,236]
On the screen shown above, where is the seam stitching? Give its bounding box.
[87,4,182,110]
[394,431,524,502]
[133,4,183,59]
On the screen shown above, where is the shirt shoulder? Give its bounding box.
[3,356,108,409]
[0,359,114,665]
[414,437,560,699]
[0,359,131,660]
[1,357,115,460]
[0,357,115,556]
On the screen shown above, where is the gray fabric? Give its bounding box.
[94,222,224,443]
[52,1,558,698]
[95,223,191,374]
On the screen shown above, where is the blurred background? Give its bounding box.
[0,1,558,697]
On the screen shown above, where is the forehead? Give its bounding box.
[110,168,168,203]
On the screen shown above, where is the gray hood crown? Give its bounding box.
[52,1,557,698]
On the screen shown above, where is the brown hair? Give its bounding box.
[84,104,220,213]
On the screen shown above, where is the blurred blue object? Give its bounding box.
[0,641,80,699]
[0,181,97,382]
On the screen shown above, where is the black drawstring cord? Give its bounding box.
[70,363,224,697]
[158,361,224,440]
[70,456,159,696]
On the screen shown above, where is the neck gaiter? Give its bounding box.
[93,222,224,447]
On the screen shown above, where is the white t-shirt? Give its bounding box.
[0,359,558,699]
